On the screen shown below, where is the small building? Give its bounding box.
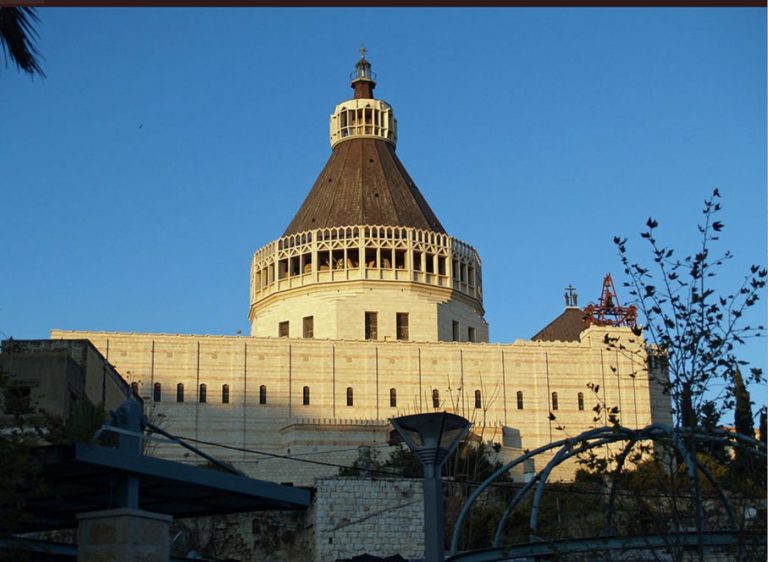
[0,338,134,426]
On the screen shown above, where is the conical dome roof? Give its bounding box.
[282,53,446,237]
[283,137,445,236]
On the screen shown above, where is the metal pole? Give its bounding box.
[422,461,444,562]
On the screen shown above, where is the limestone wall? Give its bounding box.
[313,477,424,561]
[250,280,487,343]
[49,327,665,485]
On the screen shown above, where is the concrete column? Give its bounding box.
[77,508,171,562]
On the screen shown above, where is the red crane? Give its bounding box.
[584,273,637,328]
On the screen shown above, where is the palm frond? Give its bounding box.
[0,7,45,77]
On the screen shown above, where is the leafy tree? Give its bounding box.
[613,189,766,428]
[0,7,44,77]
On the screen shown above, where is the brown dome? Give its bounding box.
[283,137,446,236]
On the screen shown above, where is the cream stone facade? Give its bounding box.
[49,327,670,485]
[51,52,671,488]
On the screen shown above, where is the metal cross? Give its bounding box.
[360,44,367,59]
[564,284,578,307]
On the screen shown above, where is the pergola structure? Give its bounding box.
[448,424,766,562]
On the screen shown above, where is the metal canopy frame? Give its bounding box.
[448,424,766,561]
[21,442,310,532]
[13,397,311,533]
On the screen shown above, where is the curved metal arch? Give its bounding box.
[494,432,633,547]
[449,426,615,554]
[449,424,767,558]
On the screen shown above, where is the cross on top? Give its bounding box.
[359,44,367,59]
[564,284,578,307]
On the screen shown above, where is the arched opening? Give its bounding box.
[259,385,267,405]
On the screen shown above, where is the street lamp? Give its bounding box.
[390,412,471,562]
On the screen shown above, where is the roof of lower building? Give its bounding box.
[531,307,587,342]
[283,137,445,236]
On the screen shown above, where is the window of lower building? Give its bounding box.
[222,384,230,404]
[396,313,409,340]
[176,383,184,403]
[468,326,476,343]
[279,321,290,338]
[390,388,397,408]
[346,387,354,406]
[303,386,310,406]
[551,391,559,411]
[474,389,482,409]
[432,388,440,409]
[365,312,378,340]
[153,382,162,402]
[516,391,523,410]
[303,316,314,338]
[259,385,267,405]
[199,384,207,403]
[578,392,584,411]
[452,320,460,342]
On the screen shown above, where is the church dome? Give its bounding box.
[249,51,487,343]
[283,138,445,236]
[283,53,445,236]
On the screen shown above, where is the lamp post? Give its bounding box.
[391,412,471,562]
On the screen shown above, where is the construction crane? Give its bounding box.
[584,273,637,328]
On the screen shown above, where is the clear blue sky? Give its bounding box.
[2,8,765,403]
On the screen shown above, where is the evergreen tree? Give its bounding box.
[733,367,754,439]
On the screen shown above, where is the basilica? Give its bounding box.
[53,52,671,485]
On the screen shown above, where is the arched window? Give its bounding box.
[389,388,397,408]
[516,391,523,410]
[474,389,482,409]
[303,386,310,405]
[259,385,267,405]
[222,384,230,404]
[346,387,354,407]
[130,382,139,396]
[153,382,162,402]
[577,392,584,411]
[551,391,559,411]
[176,383,184,403]
[432,389,440,409]
[199,384,207,403]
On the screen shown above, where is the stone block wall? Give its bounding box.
[169,477,424,562]
[313,477,424,562]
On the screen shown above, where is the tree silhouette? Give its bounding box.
[614,189,766,428]
[0,7,44,77]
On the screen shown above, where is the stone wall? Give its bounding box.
[314,477,424,562]
[168,477,423,562]
[49,327,671,485]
